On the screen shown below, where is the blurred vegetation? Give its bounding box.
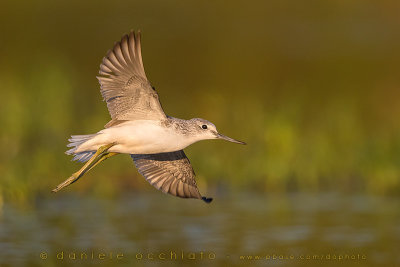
[1,0,400,203]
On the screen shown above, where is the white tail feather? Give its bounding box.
[66,134,97,162]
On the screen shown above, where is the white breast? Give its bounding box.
[94,120,195,154]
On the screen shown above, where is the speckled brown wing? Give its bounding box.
[97,31,166,126]
[131,150,213,203]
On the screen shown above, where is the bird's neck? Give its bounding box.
[162,117,195,134]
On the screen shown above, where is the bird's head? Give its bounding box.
[190,118,246,145]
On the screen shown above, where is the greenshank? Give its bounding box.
[52,31,245,203]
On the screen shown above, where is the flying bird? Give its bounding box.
[52,31,245,203]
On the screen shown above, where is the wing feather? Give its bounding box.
[97,31,166,125]
[131,150,212,203]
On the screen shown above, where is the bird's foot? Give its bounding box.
[52,172,80,193]
[52,143,117,193]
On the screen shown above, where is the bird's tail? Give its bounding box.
[66,134,97,162]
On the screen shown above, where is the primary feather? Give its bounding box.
[97,31,166,126]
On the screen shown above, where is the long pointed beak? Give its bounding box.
[216,133,246,145]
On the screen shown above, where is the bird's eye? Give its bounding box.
[202,125,208,129]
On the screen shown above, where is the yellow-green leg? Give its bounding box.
[52,143,118,193]
[85,152,118,173]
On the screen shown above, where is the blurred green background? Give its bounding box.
[1,0,400,201]
[1,0,400,266]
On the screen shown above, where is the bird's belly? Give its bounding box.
[103,121,187,154]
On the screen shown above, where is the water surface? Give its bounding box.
[0,192,399,266]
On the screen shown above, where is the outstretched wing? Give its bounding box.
[131,150,213,203]
[97,31,166,126]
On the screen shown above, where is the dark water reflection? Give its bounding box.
[0,192,399,266]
